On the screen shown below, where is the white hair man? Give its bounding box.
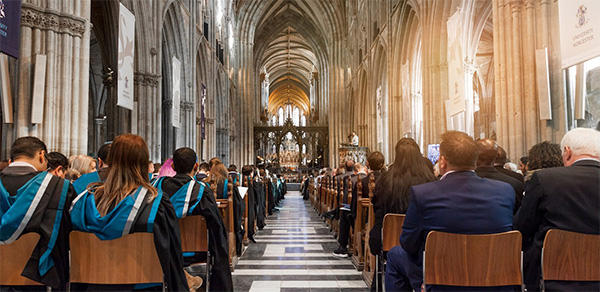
[515,127,600,291]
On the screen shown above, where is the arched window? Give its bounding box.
[278,107,284,126]
[300,114,306,126]
[292,106,300,126]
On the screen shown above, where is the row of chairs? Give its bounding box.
[308,179,600,291]
[0,216,209,290]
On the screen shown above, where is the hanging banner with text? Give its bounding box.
[0,0,21,58]
[117,3,135,110]
[558,0,600,68]
[172,56,181,128]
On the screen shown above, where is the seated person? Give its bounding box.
[72,142,111,194]
[254,168,267,229]
[228,164,240,186]
[333,162,367,257]
[385,131,515,291]
[47,151,69,179]
[241,165,257,243]
[523,141,563,182]
[156,147,233,291]
[195,161,210,181]
[0,137,76,289]
[515,128,600,291]
[69,134,192,291]
[207,158,244,256]
[475,138,523,212]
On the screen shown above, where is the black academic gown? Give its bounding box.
[242,176,257,240]
[0,166,76,289]
[215,180,244,257]
[253,178,266,229]
[161,174,234,292]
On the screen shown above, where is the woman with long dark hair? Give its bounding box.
[70,134,193,291]
[369,138,436,255]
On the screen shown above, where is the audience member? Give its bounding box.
[0,137,76,289]
[475,138,524,212]
[158,158,176,178]
[515,128,600,291]
[524,141,563,182]
[72,142,112,193]
[195,161,210,181]
[495,146,524,182]
[370,139,435,257]
[47,151,69,178]
[69,134,190,291]
[241,165,258,242]
[333,160,363,257]
[385,131,515,291]
[156,147,233,291]
[519,156,528,176]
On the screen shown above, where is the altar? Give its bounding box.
[338,144,369,164]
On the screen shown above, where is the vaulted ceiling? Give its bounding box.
[238,0,345,116]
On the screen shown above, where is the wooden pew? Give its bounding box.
[178,215,210,290]
[217,196,237,269]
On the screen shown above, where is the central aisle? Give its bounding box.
[233,191,369,292]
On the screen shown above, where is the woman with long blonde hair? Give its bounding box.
[70,134,195,291]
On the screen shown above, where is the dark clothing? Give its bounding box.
[386,171,515,291]
[495,165,524,182]
[241,175,257,240]
[0,166,76,289]
[476,166,524,212]
[514,159,600,291]
[160,174,233,292]
[195,172,208,182]
[254,179,266,229]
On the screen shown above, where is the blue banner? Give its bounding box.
[0,0,21,58]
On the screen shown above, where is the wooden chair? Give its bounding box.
[178,215,210,291]
[0,233,49,290]
[377,214,406,291]
[423,230,523,290]
[69,231,163,289]
[362,172,378,286]
[541,229,600,290]
[217,196,236,269]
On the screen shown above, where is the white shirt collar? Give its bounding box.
[8,161,38,171]
[440,170,475,180]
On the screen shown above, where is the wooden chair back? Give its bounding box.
[423,230,522,287]
[217,197,236,265]
[0,233,45,286]
[69,231,163,285]
[179,215,209,253]
[542,229,600,282]
[382,214,405,252]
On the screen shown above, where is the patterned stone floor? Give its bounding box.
[232,191,369,292]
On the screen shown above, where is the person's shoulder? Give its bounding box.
[410,178,442,194]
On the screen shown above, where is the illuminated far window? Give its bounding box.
[278,107,284,126]
[293,106,300,126]
[271,115,276,126]
[301,114,306,126]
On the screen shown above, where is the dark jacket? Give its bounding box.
[401,171,514,257]
[496,165,524,182]
[514,159,600,291]
[476,166,524,212]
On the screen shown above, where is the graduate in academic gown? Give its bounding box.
[254,169,266,229]
[241,165,257,243]
[155,148,233,292]
[69,134,189,291]
[208,160,245,257]
[0,137,76,290]
[72,143,111,194]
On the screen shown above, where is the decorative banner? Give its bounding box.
[201,83,206,139]
[446,9,466,118]
[0,53,13,123]
[171,56,181,128]
[0,0,21,58]
[558,0,600,68]
[376,86,383,145]
[117,3,135,110]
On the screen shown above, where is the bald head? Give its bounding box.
[476,138,498,166]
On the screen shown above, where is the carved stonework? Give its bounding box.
[20,3,87,37]
[134,72,160,87]
[181,101,194,111]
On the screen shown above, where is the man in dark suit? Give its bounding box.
[385,131,515,291]
[475,138,524,212]
[515,128,600,291]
